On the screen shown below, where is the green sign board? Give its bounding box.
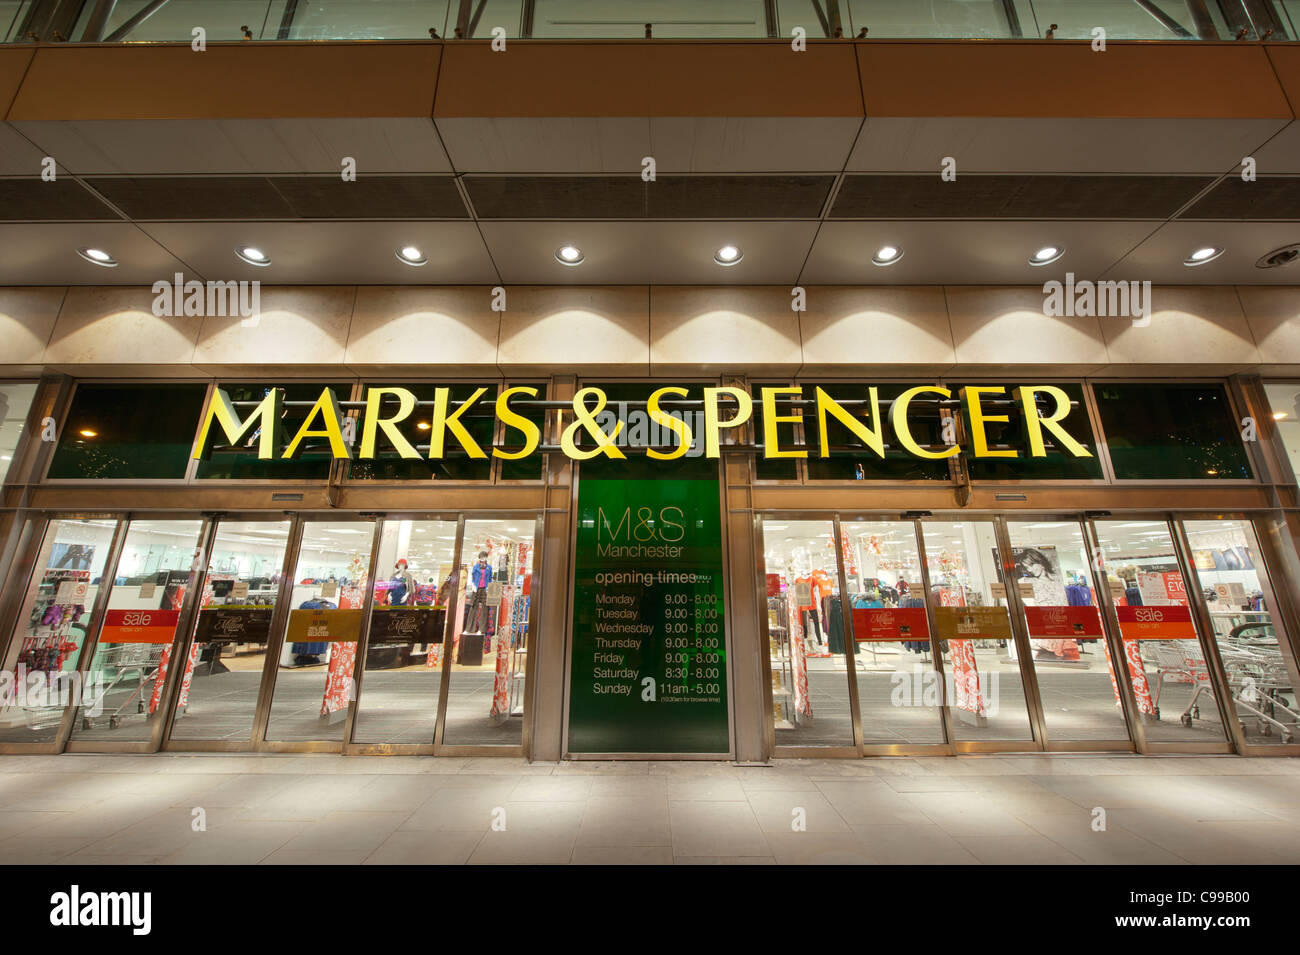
[567,478,730,754]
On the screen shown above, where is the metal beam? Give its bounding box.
[104,0,172,42]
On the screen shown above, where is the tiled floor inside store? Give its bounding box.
[1,753,1298,864]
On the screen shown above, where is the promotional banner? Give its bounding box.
[1115,605,1197,639]
[567,478,729,754]
[99,609,181,644]
[1024,605,1104,638]
[852,607,930,641]
[193,607,273,644]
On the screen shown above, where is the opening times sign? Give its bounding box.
[567,478,729,754]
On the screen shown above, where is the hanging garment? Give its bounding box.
[826,596,845,655]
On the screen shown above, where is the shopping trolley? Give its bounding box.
[1221,624,1298,743]
[1145,640,1214,726]
[80,642,166,730]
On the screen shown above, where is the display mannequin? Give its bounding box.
[465,550,492,632]
[390,557,416,606]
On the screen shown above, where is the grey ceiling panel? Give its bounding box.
[86,176,295,220]
[0,178,121,221]
[647,176,833,218]
[1179,177,1300,220]
[465,177,646,219]
[831,175,1214,220]
[268,176,468,219]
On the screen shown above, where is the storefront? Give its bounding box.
[1,372,1298,761]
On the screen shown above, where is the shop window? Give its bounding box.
[0,382,36,485]
[1093,383,1251,480]
[48,383,208,480]
[956,382,1103,481]
[804,382,951,481]
[194,382,342,481]
[1264,382,1300,486]
[348,383,497,482]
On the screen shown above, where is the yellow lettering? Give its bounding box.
[494,386,541,460]
[760,387,806,459]
[192,387,283,459]
[890,386,959,459]
[703,387,753,458]
[360,387,420,459]
[815,386,884,458]
[960,386,1017,458]
[429,387,489,460]
[283,388,350,459]
[646,387,692,461]
[1013,386,1093,458]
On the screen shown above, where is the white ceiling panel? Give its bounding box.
[801,220,1162,285]
[137,220,499,285]
[478,220,819,284]
[1103,220,1300,285]
[0,222,195,285]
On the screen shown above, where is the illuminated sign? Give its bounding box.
[191,384,1093,463]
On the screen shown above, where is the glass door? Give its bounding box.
[0,517,120,746]
[166,518,292,744]
[263,519,378,745]
[760,517,856,749]
[69,518,205,745]
[1179,518,1300,748]
[919,520,1038,746]
[439,517,536,748]
[351,518,460,746]
[840,518,945,748]
[1089,519,1229,747]
[1004,519,1132,746]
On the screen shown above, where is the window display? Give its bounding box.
[920,520,1035,742]
[842,520,944,745]
[71,520,204,742]
[1092,520,1228,743]
[352,519,457,744]
[1183,519,1300,745]
[440,519,535,746]
[762,519,854,747]
[170,520,290,742]
[0,519,117,743]
[264,521,375,742]
[1005,521,1129,742]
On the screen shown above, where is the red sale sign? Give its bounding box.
[99,609,181,644]
[1024,605,1103,639]
[852,607,930,642]
[1115,605,1197,639]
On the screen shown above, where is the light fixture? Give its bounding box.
[1029,246,1065,266]
[416,421,430,430]
[554,245,584,266]
[714,245,743,266]
[235,246,271,267]
[1184,246,1224,267]
[78,429,97,438]
[872,244,903,266]
[1274,411,1288,420]
[76,248,118,268]
[396,245,427,266]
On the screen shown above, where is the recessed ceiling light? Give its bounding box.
[872,244,903,266]
[1184,246,1224,267]
[78,429,97,438]
[396,245,427,266]
[714,245,743,266]
[416,421,430,430]
[1029,246,1064,266]
[77,248,117,268]
[554,245,584,266]
[1273,411,1288,420]
[235,246,271,267]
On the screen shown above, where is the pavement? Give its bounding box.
[0,752,1298,864]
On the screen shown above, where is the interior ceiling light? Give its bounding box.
[235,246,271,267]
[871,244,903,266]
[714,245,743,266]
[1028,245,1065,266]
[1184,246,1224,267]
[78,429,97,438]
[554,245,584,266]
[1274,411,1288,420]
[396,245,427,266]
[77,248,117,268]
